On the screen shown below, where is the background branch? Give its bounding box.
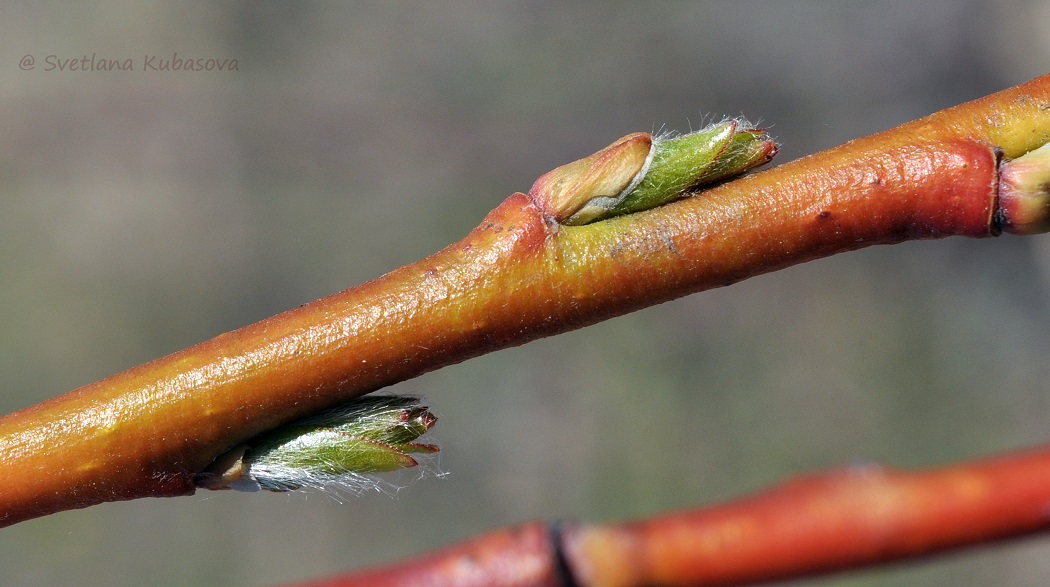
[281,444,1050,587]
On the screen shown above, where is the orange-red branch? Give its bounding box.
[290,523,564,587]
[565,445,1050,585]
[1,75,1048,527]
[285,446,1050,587]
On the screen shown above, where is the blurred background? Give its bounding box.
[2,2,1050,585]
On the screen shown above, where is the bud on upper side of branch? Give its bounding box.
[529,120,777,226]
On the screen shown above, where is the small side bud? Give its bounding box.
[999,141,1050,235]
[197,395,439,493]
[195,444,250,490]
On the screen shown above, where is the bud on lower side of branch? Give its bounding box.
[195,395,438,494]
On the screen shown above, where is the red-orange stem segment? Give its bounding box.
[286,522,563,587]
[563,446,1050,586]
[285,445,1050,587]
[1,75,1048,526]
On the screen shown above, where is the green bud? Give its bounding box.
[536,119,776,226]
[197,395,438,493]
[603,120,737,220]
[703,128,780,184]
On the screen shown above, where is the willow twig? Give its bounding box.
[1,75,1049,528]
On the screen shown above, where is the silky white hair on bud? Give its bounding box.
[197,395,442,499]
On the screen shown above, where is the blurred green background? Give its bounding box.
[2,2,1050,586]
